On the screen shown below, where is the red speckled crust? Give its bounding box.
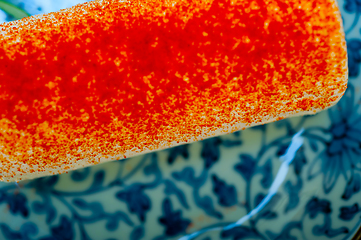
[0,0,347,181]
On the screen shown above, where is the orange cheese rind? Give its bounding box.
[0,0,348,182]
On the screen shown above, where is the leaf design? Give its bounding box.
[234,154,256,181]
[167,145,189,164]
[172,168,222,219]
[172,167,206,187]
[72,198,133,230]
[71,168,90,182]
[164,180,189,209]
[313,215,349,238]
[342,173,361,200]
[90,171,105,189]
[305,197,331,219]
[253,193,281,221]
[284,176,302,213]
[339,203,360,221]
[201,137,222,169]
[116,184,151,222]
[211,174,237,207]
[30,175,59,193]
[50,216,74,240]
[0,192,29,218]
[260,159,273,188]
[158,198,191,237]
[292,147,307,175]
[0,1,29,20]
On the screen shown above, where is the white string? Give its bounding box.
[180,129,304,240]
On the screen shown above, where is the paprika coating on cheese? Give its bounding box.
[0,0,347,181]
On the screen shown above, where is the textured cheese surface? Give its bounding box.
[0,0,347,181]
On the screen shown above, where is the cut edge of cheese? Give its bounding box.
[0,0,348,182]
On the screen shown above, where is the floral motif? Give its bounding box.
[306,87,361,194]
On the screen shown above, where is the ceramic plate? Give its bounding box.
[0,0,360,239]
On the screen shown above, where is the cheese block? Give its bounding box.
[0,0,347,182]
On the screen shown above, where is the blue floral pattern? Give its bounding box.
[0,0,361,239]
